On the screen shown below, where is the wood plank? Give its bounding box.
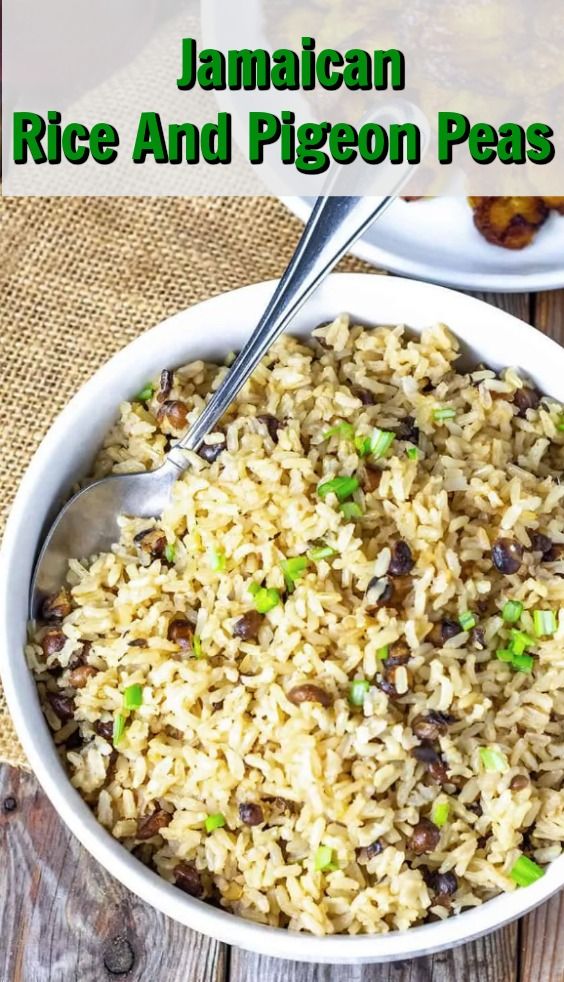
[517,286,564,982]
[532,289,564,346]
[230,923,518,982]
[519,892,564,982]
[0,763,228,982]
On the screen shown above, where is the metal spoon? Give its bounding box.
[30,194,394,618]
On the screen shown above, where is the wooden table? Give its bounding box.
[2,289,564,982]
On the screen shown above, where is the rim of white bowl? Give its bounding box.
[1,275,563,964]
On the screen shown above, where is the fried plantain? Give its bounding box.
[468,196,549,250]
[542,196,564,214]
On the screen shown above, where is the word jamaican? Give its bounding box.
[177,36,405,91]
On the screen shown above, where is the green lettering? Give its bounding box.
[295,122,330,174]
[228,49,270,89]
[13,112,46,164]
[358,123,388,163]
[132,112,168,164]
[527,123,555,164]
[177,38,197,90]
[89,122,119,164]
[61,122,89,164]
[389,123,421,163]
[469,123,498,164]
[301,37,316,90]
[496,123,525,165]
[329,123,357,163]
[373,49,405,90]
[168,122,199,164]
[280,110,295,162]
[248,112,281,164]
[271,50,299,89]
[46,111,62,162]
[316,49,343,90]
[201,113,232,164]
[198,50,226,90]
[343,50,371,90]
[437,112,471,164]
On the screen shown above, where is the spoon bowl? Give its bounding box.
[30,460,180,617]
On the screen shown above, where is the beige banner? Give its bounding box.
[3,0,564,196]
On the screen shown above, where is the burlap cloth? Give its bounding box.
[0,195,376,769]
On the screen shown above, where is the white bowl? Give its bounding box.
[1,274,563,964]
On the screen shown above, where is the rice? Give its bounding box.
[28,316,564,935]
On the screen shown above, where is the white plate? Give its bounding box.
[2,275,564,963]
[284,196,564,293]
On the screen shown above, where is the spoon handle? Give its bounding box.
[167,195,392,467]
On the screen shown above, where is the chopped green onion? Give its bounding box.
[497,645,534,672]
[164,543,176,564]
[510,854,545,887]
[509,637,526,657]
[340,502,363,520]
[349,679,370,706]
[479,747,509,773]
[112,713,125,746]
[354,434,372,457]
[314,845,338,872]
[134,383,154,403]
[459,611,476,632]
[557,415,564,432]
[509,628,535,655]
[376,645,389,660]
[369,428,396,459]
[511,653,534,673]
[193,635,203,658]
[205,813,226,833]
[323,421,354,440]
[123,684,143,710]
[502,600,523,624]
[318,475,359,502]
[307,543,338,562]
[533,609,557,637]
[209,549,226,572]
[253,587,281,614]
[281,556,309,591]
[431,801,450,828]
[406,446,420,460]
[248,582,261,597]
